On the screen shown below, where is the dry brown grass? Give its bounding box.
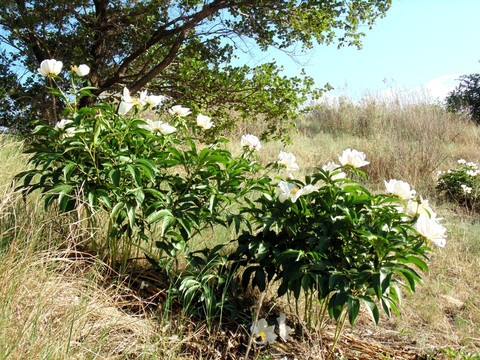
[300,97,480,196]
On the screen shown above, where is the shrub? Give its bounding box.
[437,159,480,211]
[232,155,446,329]
[15,61,262,272]
[446,73,480,124]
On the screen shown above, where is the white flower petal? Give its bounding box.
[38,59,63,77]
[278,151,299,172]
[118,101,134,115]
[75,64,90,77]
[241,134,261,150]
[277,313,294,342]
[338,148,369,168]
[415,214,447,247]
[197,113,214,130]
[168,105,191,117]
[385,179,416,200]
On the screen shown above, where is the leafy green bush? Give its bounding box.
[16,60,262,271]
[233,156,446,328]
[446,73,480,124]
[437,159,480,211]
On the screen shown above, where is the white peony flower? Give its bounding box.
[250,318,277,344]
[457,159,467,164]
[322,162,346,180]
[384,179,416,200]
[139,90,166,108]
[467,162,478,169]
[277,313,294,342]
[168,105,191,117]
[278,181,300,203]
[277,151,299,172]
[73,64,90,77]
[240,134,261,150]
[301,184,318,196]
[415,213,447,247]
[406,197,436,218]
[139,119,176,134]
[64,127,76,137]
[118,87,137,115]
[196,113,214,130]
[54,119,75,137]
[461,184,472,194]
[278,181,317,203]
[38,59,63,77]
[338,148,369,168]
[54,119,73,130]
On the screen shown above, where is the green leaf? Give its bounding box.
[87,191,98,208]
[399,256,429,272]
[63,163,76,182]
[95,188,112,208]
[111,201,125,219]
[136,158,158,176]
[144,188,169,202]
[208,194,217,213]
[177,217,191,238]
[127,164,142,187]
[59,191,73,212]
[381,297,391,317]
[161,215,175,236]
[109,169,121,187]
[328,292,348,320]
[360,296,380,325]
[254,268,266,292]
[301,274,312,292]
[128,187,145,207]
[347,296,360,326]
[149,209,173,224]
[126,203,135,229]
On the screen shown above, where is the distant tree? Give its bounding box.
[446,73,480,124]
[0,0,392,138]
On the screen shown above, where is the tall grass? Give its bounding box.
[0,136,180,360]
[300,96,480,195]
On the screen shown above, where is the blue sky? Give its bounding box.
[242,0,480,103]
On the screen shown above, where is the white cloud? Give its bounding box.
[360,74,463,106]
[422,73,462,101]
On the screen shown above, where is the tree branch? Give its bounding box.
[100,0,234,92]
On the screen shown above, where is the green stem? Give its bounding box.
[329,308,348,358]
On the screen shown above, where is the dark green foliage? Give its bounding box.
[233,167,430,326]
[15,69,439,331]
[15,74,265,272]
[446,73,480,124]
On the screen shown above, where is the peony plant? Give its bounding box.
[233,156,445,328]
[16,59,264,272]
[437,159,480,211]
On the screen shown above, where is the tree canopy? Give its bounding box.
[446,73,480,125]
[0,0,392,138]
